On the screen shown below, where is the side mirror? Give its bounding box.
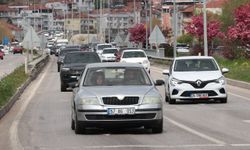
[114,53,117,56]
[221,68,229,74]
[162,69,170,76]
[155,80,165,86]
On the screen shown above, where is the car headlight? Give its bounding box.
[216,76,225,85]
[61,67,70,71]
[170,78,182,86]
[142,96,161,104]
[78,97,99,105]
[143,60,149,64]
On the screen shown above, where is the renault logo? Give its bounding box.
[196,80,202,87]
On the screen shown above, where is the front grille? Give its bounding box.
[85,113,156,120]
[102,96,139,105]
[181,90,218,97]
[182,80,216,89]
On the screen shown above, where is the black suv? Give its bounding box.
[57,48,81,72]
[60,51,101,91]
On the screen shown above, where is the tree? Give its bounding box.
[220,0,249,32]
[0,20,14,43]
[227,3,250,49]
[128,23,148,45]
[185,15,224,55]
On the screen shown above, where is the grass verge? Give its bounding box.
[215,57,250,83]
[0,65,28,108]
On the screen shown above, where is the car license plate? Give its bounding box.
[191,93,208,98]
[107,107,135,115]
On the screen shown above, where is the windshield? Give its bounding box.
[122,51,146,58]
[83,67,152,86]
[64,52,100,64]
[174,59,219,72]
[103,49,118,54]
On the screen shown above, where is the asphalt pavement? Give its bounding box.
[0,56,250,150]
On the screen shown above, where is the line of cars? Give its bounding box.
[0,43,23,60]
[55,43,165,134]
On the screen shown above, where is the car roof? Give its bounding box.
[175,56,214,60]
[86,62,144,68]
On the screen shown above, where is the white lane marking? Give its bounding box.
[231,144,250,147]
[9,61,51,150]
[36,144,224,149]
[243,120,250,123]
[163,116,226,145]
[228,92,250,101]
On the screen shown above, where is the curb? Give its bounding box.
[226,78,250,90]
[0,55,49,120]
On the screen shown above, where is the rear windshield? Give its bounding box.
[64,52,101,64]
[103,49,118,54]
[97,45,112,50]
[59,49,80,56]
[122,51,146,58]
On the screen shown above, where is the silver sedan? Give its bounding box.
[71,62,165,134]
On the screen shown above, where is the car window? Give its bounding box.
[83,67,152,86]
[174,59,219,71]
[122,51,146,58]
[64,53,100,64]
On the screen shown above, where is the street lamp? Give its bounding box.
[203,0,208,56]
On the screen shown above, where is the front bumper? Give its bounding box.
[75,104,162,127]
[169,82,227,100]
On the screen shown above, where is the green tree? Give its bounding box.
[220,0,249,32]
[177,34,193,45]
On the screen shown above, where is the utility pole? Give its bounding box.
[87,0,90,43]
[108,0,111,43]
[144,0,148,50]
[173,0,177,58]
[203,0,208,56]
[149,0,152,49]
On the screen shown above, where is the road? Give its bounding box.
[0,54,25,79]
[0,56,250,150]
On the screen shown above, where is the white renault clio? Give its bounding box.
[162,56,229,104]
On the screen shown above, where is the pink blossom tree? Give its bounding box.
[185,15,224,55]
[227,4,250,49]
[128,23,149,46]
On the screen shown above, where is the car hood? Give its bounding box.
[172,71,222,81]
[79,86,159,98]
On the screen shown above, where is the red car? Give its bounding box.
[13,46,23,54]
[0,50,4,60]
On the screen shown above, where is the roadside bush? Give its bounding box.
[0,65,28,107]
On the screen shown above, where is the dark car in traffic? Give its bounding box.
[57,48,81,72]
[60,51,101,91]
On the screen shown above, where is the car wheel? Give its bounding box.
[152,119,163,133]
[220,98,227,103]
[57,65,60,72]
[71,119,75,130]
[165,91,169,102]
[61,82,67,92]
[74,111,85,134]
[169,98,176,104]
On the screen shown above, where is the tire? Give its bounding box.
[220,98,227,103]
[169,98,176,104]
[57,65,60,72]
[60,82,67,92]
[74,111,85,134]
[165,92,169,102]
[152,119,163,133]
[71,119,75,130]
